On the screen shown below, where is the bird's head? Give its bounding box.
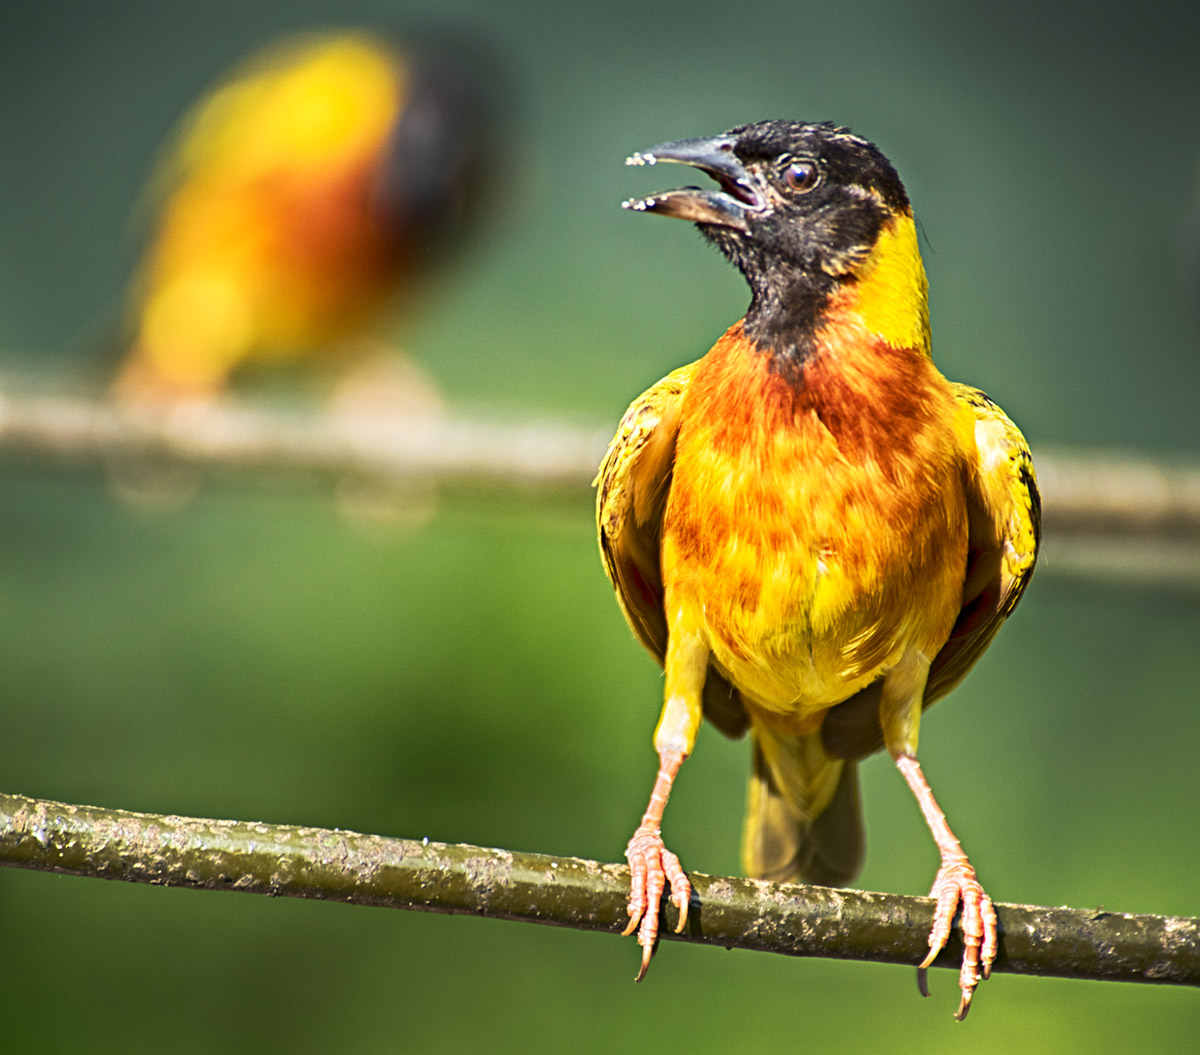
[374,43,497,249]
[624,120,928,355]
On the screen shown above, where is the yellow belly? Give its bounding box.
[660,334,971,723]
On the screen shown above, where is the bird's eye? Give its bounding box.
[782,158,820,194]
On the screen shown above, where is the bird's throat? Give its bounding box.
[744,211,932,379]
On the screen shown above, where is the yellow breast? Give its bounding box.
[662,321,971,721]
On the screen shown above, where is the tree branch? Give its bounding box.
[0,391,607,495]
[2,792,1196,987]
[0,390,1198,542]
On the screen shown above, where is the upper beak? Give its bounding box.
[622,134,760,230]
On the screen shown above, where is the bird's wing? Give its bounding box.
[595,363,691,660]
[821,384,1040,760]
[925,384,1042,702]
[595,361,748,738]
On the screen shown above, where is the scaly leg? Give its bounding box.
[623,621,707,980]
[895,753,998,1020]
[623,746,691,981]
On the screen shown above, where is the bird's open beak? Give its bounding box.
[622,134,761,230]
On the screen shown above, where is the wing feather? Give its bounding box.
[821,384,1040,760]
[926,384,1042,702]
[595,361,748,738]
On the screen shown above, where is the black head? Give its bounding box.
[373,43,497,248]
[624,120,912,342]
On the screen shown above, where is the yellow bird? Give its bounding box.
[114,30,485,403]
[597,120,1040,1018]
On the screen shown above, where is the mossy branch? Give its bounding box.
[2,792,1196,987]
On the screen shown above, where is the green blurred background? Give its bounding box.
[2,1,1198,1051]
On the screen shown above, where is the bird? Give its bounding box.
[113,30,487,405]
[596,119,1040,1019]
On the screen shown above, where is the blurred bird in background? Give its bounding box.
[597,120,1040,1018]
[112,29,490,411]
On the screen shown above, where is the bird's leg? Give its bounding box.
[895,753,998,1021]
[623,622,707,981]
[878,646,995,1019]
[623,745,691,980]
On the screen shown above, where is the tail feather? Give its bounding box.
[741,725,864,887]
[805,759,864,885]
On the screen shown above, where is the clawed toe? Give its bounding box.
[623,824,691,980]
[920,859,997,1020]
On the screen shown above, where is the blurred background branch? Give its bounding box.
[2,791,1197,988]
[0,388,607,495]
[2,388,1200,539]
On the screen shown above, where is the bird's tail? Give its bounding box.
[741,722,864,887]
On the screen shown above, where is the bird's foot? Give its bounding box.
[917,857,997,1020]
[622,824,691,981]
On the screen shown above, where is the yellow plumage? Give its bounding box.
[115,31,483,403]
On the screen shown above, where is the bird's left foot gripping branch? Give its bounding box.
[596,120,1040,1020]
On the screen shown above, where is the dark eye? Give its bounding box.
[782,157,820,193]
